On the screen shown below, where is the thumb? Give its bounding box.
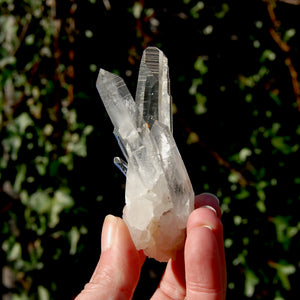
[76,215,145,300]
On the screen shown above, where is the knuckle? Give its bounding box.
[187,281,221,297]
[158,279,186,300]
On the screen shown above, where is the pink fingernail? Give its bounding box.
[201,205,217,215]
[201,192,220,204]
[200,224,213,231]
[101,215,118,252]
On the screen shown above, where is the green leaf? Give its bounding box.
[2,135,22,161]
[228,172,239,183]
[245,268,259,297]
[189,78,203,95]
[187,132,200,144]
[194,93,207,114]
[35,156,49,176]
[15,112,34,135]
[14,164,26,193]
[194,57,208,75]
[269,260,296,290]
[27,190,52,214]
[190,1,204,18]
[59,155,74,170]
[38,285,50,300]
[68,227,80,255]
[260,49,276,62]
[256,199,266,213]
[271,136,292,154]
[215,3,229,19]
[283,28,296,42]
[7,242,22,261]
[49,189,74,228]
[83,125,94,135]
[132,2,143,19]
[239,148,252,162]
[270,216,297,250]
[236,189,250,200]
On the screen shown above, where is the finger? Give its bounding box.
[151,193,223,300]
[76,215,145,300]
[185,207,226,300]
[150,249,186,300]
[191,194,226,287]
[194,193,222,219]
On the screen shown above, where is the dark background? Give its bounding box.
[1,0,300,299]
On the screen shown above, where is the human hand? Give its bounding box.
[75,193,226,300]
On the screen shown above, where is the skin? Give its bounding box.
[76,193,226,300]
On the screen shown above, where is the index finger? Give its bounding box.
[185,199,226,300]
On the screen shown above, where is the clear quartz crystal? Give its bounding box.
[96,47,194,262]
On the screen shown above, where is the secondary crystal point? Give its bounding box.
[96,47,194,262]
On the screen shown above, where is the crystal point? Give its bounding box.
[96,47,194,262]
[136,47,173,133]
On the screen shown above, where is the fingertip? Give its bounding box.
[187,205,223,237]
[185,211,226,300]
[197,192,219,204]
[81,215,142,300]
[195,193,222,219]
[101,214,118,252]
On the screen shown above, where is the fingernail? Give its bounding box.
[201,192,220,205]
[101,215,118,252]
[201,205,217,216]
[200,224,213,231]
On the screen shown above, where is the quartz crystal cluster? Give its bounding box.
[96,47,194,262]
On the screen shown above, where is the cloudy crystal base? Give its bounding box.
[96,47,194,262]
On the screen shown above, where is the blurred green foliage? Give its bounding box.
[1,0,300,299]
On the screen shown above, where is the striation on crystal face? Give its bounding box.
[96,47,194,262]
